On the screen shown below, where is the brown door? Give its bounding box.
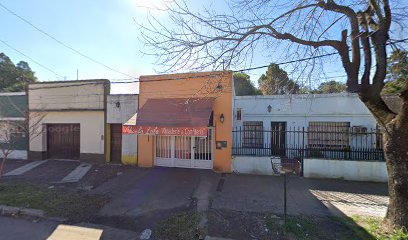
[110,124,122,162]
[271,122,286,157]
[47,124,80,159]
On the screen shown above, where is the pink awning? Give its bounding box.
[123,98,214,136]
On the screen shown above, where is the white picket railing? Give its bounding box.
[154,127,214,169]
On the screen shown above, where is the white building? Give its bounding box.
[232,93,388,182]
[106,94,138,165]
[233,93,377,130]
[28,80,109,163]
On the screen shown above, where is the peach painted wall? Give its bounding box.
[137,71,233,172]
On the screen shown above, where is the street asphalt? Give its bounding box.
[0,161,389,239]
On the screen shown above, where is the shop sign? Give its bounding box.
[123,125,208,137]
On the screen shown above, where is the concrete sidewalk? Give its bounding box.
[4,160,48,176]
[94,167,220,217]
[94,167,388,220]
[0,165,389,239]
[60,163,92,183]
[211,174,388,217]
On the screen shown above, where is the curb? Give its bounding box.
[0,204,66,222]
[205,237,235,240]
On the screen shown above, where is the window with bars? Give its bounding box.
[243,121,263,148]
[308,122,350,149]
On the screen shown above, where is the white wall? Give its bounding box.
[0,150,27,160]
[234,93,377,130]
[29,80,106,111]
[233,93,379,156]
[29,111,105,154]
[232,156,280,175]
[106,94,138,164]
[303,158,387,182]
[121,134,137,164]
[107,94,138,124]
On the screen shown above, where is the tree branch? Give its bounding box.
[317,0,361,88]
[357,11,372,89]
[382,0,392,32]
[369,0,384,20]
[263,25,342,50]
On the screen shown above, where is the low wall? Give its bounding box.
[232,156,280,175]
[303,158,387,182]
[0,150,27,160]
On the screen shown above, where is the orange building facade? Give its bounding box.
[125,71,233,172]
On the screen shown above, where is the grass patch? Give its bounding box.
[265,215,320,239]
[155,212,200,240]
[349,216,408,240]
[0,182,108,221]
[265,214,408,240]
[284,217,320,239]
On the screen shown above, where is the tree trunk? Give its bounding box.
[0,156,6,178]
[383,106,408,228]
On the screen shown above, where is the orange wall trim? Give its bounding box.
[137,71,233,172]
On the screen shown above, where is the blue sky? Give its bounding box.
[1,0,243,94]
[0,0,158,93]
[0,0,405,94]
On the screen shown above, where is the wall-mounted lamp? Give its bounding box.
[219,113,225,123]
[267,105,272,113]
[115,102,121,108]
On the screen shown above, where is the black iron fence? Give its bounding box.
[232,126,384,161]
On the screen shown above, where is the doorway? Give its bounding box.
[271,122,286,156]
[110,124,122,162]
[47,124,80,159]
[154,128,214,169]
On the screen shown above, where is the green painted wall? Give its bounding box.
[0,95,28,152]
[0,95,27,118]
[0,133,27,150]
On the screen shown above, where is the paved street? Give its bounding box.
[0,160,389,239]
[0,216,139,240]
[1,159,127,188]
[93,167,219,217]
[2,160,389,219]
[91,167,388,219]
[0,216,57,240]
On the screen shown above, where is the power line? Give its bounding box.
[20,36,408,90]
[236,38,408,73]
[107,38,408,84]
[3,0,407,81]
[0,38,64,79]
[240,52,339,72]
[0,2,138,80]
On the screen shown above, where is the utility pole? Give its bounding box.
[76,69,79,80]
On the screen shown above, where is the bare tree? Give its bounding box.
[0,121,17,177]
[0,101,44,178]
[141,0,408,228]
